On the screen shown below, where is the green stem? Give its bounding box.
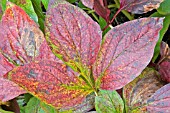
[91,13,99,22]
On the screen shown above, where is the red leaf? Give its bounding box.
[80,0,110,23]
[0,2,56,102]
[81,0,94,9]
[146,83,170,112]
[6,60,92,109]
[94,18,163,90]
[159,61,170,83]
[0,2,55,66]
[0,78,25,102]
[45,0,102,70]
[123,68,164,112]
[120,0,163,14]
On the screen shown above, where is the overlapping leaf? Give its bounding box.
[81,0,94,9]
[146,83,170,112]
[6,60,91,109]
[45,0,102,71]
[94,18,163,90]
[0,2,56,102]
[123,68,164,112]
[120,0,163,14]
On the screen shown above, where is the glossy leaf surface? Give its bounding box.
[45,0,102,71]
[120,0,163,14]
[94,18,163,90]
[146,83,170,112]
[95,90,124,113]
[7,60,91,109]
[123,68,164,112]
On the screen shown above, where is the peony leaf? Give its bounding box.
[94,18,163,90]
[45,0,102,71]
[123,68,164,112]
[6,60,92,109]
[95,90,124,113]
[146,83,170,112]
[120,0,163,14]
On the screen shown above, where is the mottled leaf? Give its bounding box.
[159,61,170,83]
[45,0,102,71]
[0,2,56,66]
[0,78,26,102]
[157,0,170,15]
[60,93,95,112]
[120,0,163,14]
[6,60,92,109]
[146,83,170,112]
[95,90,124,113]
[0,2,56,103]
[94,18,163,90]
[123,68,164,112]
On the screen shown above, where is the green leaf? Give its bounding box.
[66,0,77,3]
[157,0,170,15]
[31,0,45,31]
[42,0,49,10]
[9,0,38,23]
[98,17,111,36]
[95,90,124,113]
[25,97,57,113]
[152,13,170,62]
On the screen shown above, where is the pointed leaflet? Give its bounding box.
[6,60,92,109]
[146,83,170,112]
[45,0,102,71]
[93,18,163,90]
[123,68,164,112]
[120,0,163,14]
[159,61,170,83]
[0,2,56,66]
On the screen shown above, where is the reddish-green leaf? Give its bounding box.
[159,61,170,83]
[0,2,56,102]
[0,2,55,66]
[146,83,170,112]
[45,0,102,71]
[0,78,25,102]
[120,0,163,14]
[6,60,92,109]
[123,68,164,112]
[94,18,163,90]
